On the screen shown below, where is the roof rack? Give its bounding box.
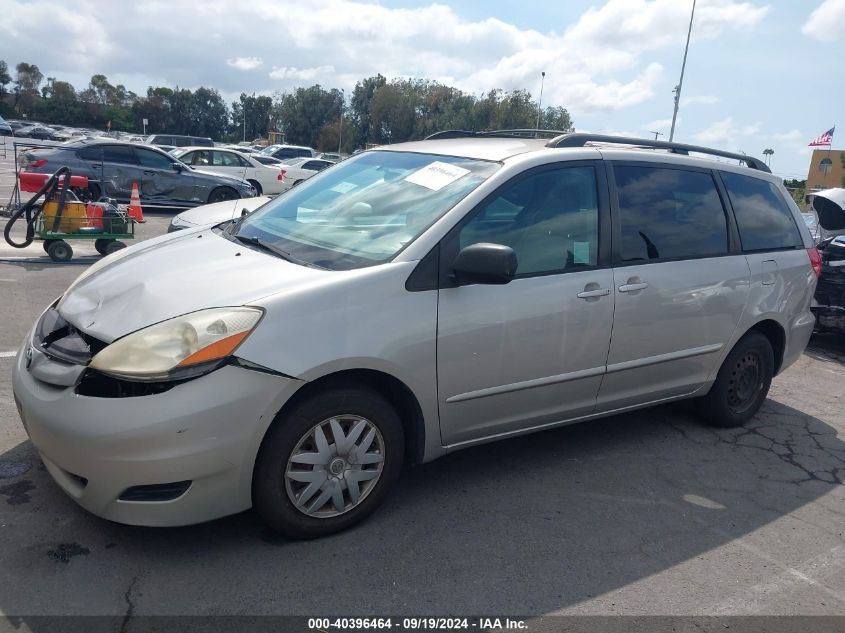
[545,132,771,173]
[424,128,572,141]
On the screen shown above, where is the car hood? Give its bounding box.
[56,228,327,342]
[178,196,271,226]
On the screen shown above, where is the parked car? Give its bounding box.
[253,155,284,166]
[168,195,272,232]
[7,120,29,132]
[172,147,287,195]
[145,134,214,153]
[14,125,58,140]
[809,188,845,333]
[12,132,818,539]
[0,116,12,137]
[317,152,344,162]
[277,157,334,190]
[260,144,315,160]
[20,139,255,207]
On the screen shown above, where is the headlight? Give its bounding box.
[168,215,194,231]
[89,307,263,381]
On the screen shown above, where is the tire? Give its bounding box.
[104,241,126,255]
[292,179,303,187]
[75,183,101,203]
[42,239,55,253]
[698,331,774,428]
[46,240,73,262]
[247,180,263,196]
[207,187,239,204]
[253,385,405,539]
[94,238,113,255]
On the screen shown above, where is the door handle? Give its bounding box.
[618,282,649,293]
[577,288,611,299]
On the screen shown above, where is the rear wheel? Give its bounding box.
[104,241,126,255]
[46,240,73,262]
[698,331,774,427]
[253,385,404,539]
[207,187,239,204]
[94,238,113,255]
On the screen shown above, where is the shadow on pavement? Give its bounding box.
[0,398,842,617]
[805,331,845,366]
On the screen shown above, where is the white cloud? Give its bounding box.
[269,65,335,81]
[226,57,264,71]
[643,118,676,131]
[693,117,762,145]
[681,94,719,106]
[0,0,770,115]
[802,0,845,42]
[772,129,803,142]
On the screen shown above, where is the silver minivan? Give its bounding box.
[12,132,820,538]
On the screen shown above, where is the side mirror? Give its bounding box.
[452,243,517,285]
[171,162,184,172]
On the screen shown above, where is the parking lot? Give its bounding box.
[0,199,844,620]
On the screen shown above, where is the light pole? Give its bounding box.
[535,71,546,132]
[669,0,696,142]
[243,100,247,142]
[338,89,344,154]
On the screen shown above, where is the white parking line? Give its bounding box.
[0,351,18,358]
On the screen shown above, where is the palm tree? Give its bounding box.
[763,148,774,166]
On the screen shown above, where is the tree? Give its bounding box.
[231,93,272,142]
[190,87,228,139]
[14,62,43,115]
[783,178,806,206]
[274,86,341,147]
[350,74,386,147]
[0,60,13,97]
[763,148,774,166]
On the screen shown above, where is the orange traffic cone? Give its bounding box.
[128,183,145,223]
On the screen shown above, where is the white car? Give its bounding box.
[278,157,335,190]
[168,196,271,232]
[172,146,286,195]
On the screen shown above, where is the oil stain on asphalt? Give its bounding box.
[0,479,34,504]
[47,543,91,564]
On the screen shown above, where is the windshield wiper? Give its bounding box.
[233,233,315,267]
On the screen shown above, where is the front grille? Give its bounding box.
[119,481,192,502]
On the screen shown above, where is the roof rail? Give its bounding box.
[424,130,479,140]
[425,128,574,141]
[545,133,771,173]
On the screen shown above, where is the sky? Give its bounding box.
[0,0,842,180]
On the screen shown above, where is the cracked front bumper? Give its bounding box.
[12,340,301,527]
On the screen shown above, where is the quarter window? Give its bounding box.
[614,165,727,262]
[457,165,599,276]
[721,172,803,251]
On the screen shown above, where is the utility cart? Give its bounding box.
[4,167,135,262]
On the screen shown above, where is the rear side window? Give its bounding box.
[151,136,172,145]
[135,147,173,169]
[614,165,727,262]
[101,145,137,165]
[77,146,102,161]
[720,172,803,251]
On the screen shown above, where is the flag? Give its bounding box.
[808,126,834,147]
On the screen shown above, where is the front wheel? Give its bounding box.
[207,187,239,204]
[698,331,774,428]
[253,386,404,539]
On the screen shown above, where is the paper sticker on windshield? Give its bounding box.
[404,162,470,191]
[330,182,357,194]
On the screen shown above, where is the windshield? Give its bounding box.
[234,150,499,270]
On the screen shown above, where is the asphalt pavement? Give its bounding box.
[0,211,844,621]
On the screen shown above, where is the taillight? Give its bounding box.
[31,159,48,168]
[278,169,286,181]
[808,247,822,278]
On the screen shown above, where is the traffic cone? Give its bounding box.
[128,183,145,223]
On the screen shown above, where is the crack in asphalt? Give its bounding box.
[119,576,138,633]
[664,405,845,486]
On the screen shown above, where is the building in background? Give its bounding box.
[806,148,845,195]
